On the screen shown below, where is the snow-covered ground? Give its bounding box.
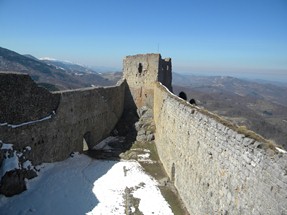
[0,153,173,215]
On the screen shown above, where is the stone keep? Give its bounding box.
[123,54,172,109]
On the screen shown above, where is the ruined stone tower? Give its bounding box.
[123,54,172,109]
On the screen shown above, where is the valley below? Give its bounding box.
[173,73,287,149]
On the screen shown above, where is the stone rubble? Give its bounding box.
[135,106,155,143]
[0,142,37,196]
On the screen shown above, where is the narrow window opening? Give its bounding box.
[138,63,143,74]
[171,163,175,182]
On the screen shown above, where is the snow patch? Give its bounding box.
[74,73,84,76]
[0,113,54,128]
[276,147,287,154]
[133,181,172,215]
[25,146,32,151]
[0,155,173,215]
[0,143,35,179]
[56,66,66,71]
[137,152,155,163]
[89,160,173,215]
[137,153,151,162]
[17,152,23,157]
[0,152,20,177]
[0,143,13,150]
[39,57,58,61]
[138,153,150,159]
[143,149,150,153]
[22,160,32,170]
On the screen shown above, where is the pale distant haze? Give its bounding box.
[0,0,286,82]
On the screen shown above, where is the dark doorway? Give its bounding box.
[83,132,91,151]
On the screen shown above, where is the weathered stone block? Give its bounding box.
[0,169,26,197]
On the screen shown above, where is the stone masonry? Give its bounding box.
[0,74,125,165]
[154,82,287,215]
[0,72,60,124]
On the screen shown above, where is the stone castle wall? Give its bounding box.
[0,73,60,124]
[154,82,287,215]
[0,73,125,164]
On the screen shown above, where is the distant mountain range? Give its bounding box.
[173,73,287,106]
[173,73,287,149]
[38,57,98,75]
[0,47,120,91]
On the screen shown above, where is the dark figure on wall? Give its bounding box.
[189,98,196,105]
[178,91,187,100]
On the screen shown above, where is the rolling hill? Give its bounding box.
[0,47,117,91]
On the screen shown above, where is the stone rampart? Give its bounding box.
[154,82,287,215]
[0,74,125,164]
[0,72,60,124]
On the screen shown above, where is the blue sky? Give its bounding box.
[0,0,287,81]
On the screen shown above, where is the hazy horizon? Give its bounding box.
[0,0,286,83]
[2,45,286,84]
[175,69,287,84]
[7,47,286,84]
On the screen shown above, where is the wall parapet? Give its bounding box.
[0,72,60,125]
[0,74,126,165]
[154,82,287,215]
